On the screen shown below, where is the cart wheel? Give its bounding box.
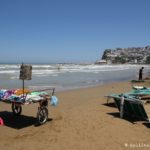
[12,103,22,116]
[37,107,48,125]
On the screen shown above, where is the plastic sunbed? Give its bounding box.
[107,94,149,122]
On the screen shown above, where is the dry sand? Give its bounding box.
[0,81,150,150]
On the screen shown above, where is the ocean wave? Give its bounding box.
[0,70,19,74]
[0,64,150,77]
[0,64,19,69]
[0,64,150,90]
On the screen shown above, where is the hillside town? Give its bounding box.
[95,45,150,64]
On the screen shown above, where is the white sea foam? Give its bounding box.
[0,64,148,77]
[56,64,137,73]
[0,64,150,90]
[0,64,19,69]
[9,76,18,79]
[0,64,147,71]
[0,70,19,74]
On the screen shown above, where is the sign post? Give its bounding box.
[19,63,32,97]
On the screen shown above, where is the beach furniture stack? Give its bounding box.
[106,86,150,123]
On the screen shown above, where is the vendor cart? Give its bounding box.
[0,88,56,125]
[0,64,58,125]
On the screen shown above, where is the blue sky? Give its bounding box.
[0,0,150,63]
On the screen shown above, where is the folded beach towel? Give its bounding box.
[25,94,44,102]
[0,89,7,100]
[14,89,30,95]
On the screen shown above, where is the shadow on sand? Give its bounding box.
[0,111,52,129]
[103,102,150,128]
[102,102,116,108]
[107,112,150,128]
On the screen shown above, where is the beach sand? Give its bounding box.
[0,81,150,150]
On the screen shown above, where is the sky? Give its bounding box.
[0,0,150,63]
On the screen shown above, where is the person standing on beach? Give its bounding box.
[139,67,144,80]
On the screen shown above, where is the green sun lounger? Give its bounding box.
[113,95,149,121]
[131,80,145,83]
[129,88,150,96]
[123,87,150,103]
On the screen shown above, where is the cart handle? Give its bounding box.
[31,88,55,96]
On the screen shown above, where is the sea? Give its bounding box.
[0,63,150,91]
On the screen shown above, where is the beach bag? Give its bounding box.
[0,117,4,125]
[0,89,7,100]
[50,96,58,106]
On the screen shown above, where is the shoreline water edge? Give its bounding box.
[0,63,150,91]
